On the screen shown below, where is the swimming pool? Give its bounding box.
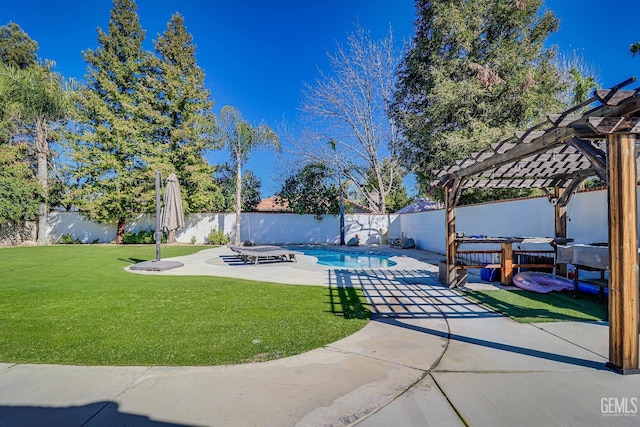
[288,246,397,268]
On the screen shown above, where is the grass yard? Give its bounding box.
[464,288,608,323]
[0,245,369,366]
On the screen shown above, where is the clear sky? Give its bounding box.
[2,0,638,197]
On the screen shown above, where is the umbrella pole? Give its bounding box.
[155,171,162,262]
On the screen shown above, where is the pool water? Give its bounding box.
[288,246,397,268]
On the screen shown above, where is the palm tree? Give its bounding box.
[0,64,24,142]
[631,42,640,57]
[218,105,280,246]
[9,62,72,245]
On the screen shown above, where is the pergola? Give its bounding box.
[433,77,640,374]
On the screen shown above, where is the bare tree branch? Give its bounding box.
[293,23,404,213]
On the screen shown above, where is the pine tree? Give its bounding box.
[393,0,566,195]
[153,13,223,216]
[0,22,38,69]
[71,0,160,243]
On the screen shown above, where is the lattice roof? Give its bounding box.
[433,77,640,192]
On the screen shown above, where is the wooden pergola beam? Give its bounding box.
[566,138,607,181]
[445,180,465,288]
[606,133,639,374]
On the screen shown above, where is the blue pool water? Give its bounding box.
[288,246,397,268]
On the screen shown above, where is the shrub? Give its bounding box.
[207,228,230,245]
[123,228,166,244]
[60,233,81,244]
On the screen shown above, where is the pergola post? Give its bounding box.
[445,184,458,286]
[445,182,467,287]
[606,132,639,374]
[554,187,568,277]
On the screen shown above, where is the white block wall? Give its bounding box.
[47,211,400,245]
[45,187,623,250]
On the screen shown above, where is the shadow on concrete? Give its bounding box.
[328,268,606,371]
[218,254,297,267]
[381,317,607,371]
[0,401,196,426]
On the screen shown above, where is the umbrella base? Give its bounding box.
[129,260,184,271]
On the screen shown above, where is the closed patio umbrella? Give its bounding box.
[161,173,184,244]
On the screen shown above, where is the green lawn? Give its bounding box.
[464,289,608,323]
[0,245,369,366]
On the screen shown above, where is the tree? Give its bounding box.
[218,105,280,245]
[0,143,40,226]
[555,50,598,106]
[297,24,402,214]
[0,22,38,69]
[364,158,413,213]
[214,163,261,212]
[0,22,38,141]
[393,0,566,195]
[632,42,640,57]
[153,13,224,214]
[0,63,24,143]
[1,24,71,244]
[14,63,71,244]
[71,0,160,243]
[277,162,339,220]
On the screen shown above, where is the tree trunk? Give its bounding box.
[115,217,126,244]
[235,161,242,246]
[35,118,48,246]
[167,230,177,244]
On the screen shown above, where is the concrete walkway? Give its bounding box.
[0,246,638,426]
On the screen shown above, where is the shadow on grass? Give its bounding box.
[326,271,371,320]
[464,289,608,323]
[119,257,148,264]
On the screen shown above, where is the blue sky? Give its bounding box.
[2,0,638,197]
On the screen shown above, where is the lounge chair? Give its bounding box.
[229,245,300,265]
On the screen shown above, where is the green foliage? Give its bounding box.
[0,23,71,245]
[122,228,165,244]
[214,163,262,212]
[152,13,224,213]
[0,245,368,365]
[59,233,81,244]
[631,42,640,57]
[568,68,597,105]
[206,228,230,245]
[393,0,567,193]
[277,162,339,221]
[0,143,40,224]
[582,177,606,190]
[0,22,38,69]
